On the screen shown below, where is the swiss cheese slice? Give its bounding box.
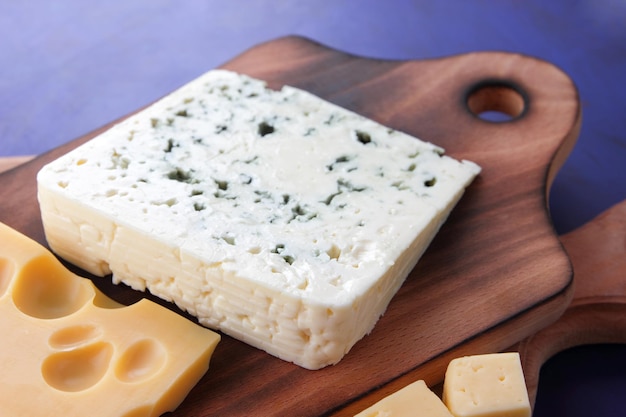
[0,222,220,416]
[37,69,480,369]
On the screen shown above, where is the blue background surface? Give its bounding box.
[1,1,625,415]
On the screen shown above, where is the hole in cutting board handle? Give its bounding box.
[465,80,527,123]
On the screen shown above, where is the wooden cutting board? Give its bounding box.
[0,36,580,416]
[517,198,626,408]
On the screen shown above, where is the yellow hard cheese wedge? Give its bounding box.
[442,352,531,417]
[354,380,453,417]
[0,222,220,416]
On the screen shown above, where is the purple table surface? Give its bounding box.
[1,1,625,415]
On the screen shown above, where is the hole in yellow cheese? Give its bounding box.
[12,254,93,319]
[42,341,113,392]
[115,339,167,383]
[49,324,103,350]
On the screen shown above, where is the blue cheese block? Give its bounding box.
[37,70,480,369]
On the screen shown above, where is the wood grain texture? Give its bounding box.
[517,199,626,407]
[0,37,580,416]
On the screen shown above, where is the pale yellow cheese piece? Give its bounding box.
[354,380,453,417]
[442,352,531,417]
[0,222,220,417]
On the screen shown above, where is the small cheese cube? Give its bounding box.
[442,352,531,417]
[0,222,220,417]
[354,380,453,417]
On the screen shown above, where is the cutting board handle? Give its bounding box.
[516,199,626,406]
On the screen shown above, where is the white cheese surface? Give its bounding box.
[37,69,480,369]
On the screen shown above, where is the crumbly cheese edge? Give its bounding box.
[37,180,466,369]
